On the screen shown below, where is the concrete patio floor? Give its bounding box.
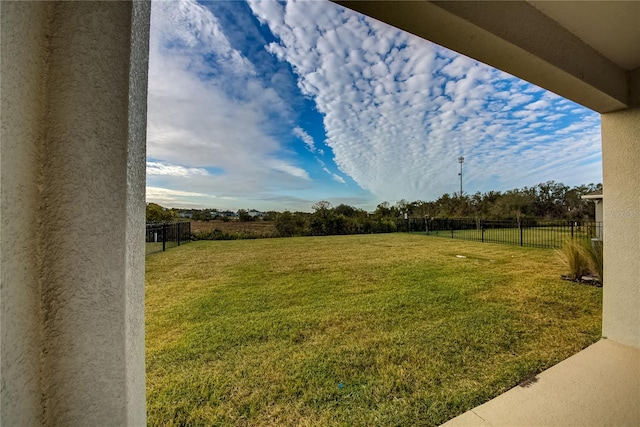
[441,339,640,426]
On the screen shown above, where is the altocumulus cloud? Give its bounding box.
[248,0,601,201]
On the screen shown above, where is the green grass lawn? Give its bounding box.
[426,226,596,248]
[146,233,602,426]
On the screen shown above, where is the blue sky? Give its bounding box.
[146,0,602,212]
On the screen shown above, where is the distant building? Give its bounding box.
[217,210,238,219]
[581,189,603,239]
[248,210,265,218]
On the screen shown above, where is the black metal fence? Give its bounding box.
[398,218,602,249]
[146,222,191,256]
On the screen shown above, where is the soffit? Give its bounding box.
[528,1,640,70]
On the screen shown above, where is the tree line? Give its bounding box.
[147,180,601,238]
[272,181,600,237]
[393,181,601,222]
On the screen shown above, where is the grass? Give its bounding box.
[146,241,164,255]
[426,226,596,249]
[146,233,602,426]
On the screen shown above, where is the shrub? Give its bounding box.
[193,229,257,241]
[558,238,591,280]
[558,238,603,284]
[584,239,603,282]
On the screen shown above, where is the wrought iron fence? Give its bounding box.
[146,222,191,256]
[398,218,602,249]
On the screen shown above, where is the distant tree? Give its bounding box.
[533,181,569,219]
[146,203,177,223]
[263,211,278,221]
[565,183,601,221]
[333,203,357,217]
[312,200,332,213]
[192,209,213,221]
[434,193,455,218]
[492,189,533,226]
[237,209,252,222]
[373,202,397,218]
[394,199,411,216]
[274,211,308,237]
[451,193,471,217]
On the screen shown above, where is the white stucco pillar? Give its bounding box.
[601,107,640,348]
[1,1,150,425]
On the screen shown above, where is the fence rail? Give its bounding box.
[398,218,602,249]
[146,222,191,256]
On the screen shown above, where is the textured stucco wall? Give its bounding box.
[125,1,151,423]
[1,1,150,425]
[602,108,640,348]
[1,2,52,425]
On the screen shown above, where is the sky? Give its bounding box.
[146,0,603,212]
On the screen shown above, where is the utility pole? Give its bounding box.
[458,156,464,195]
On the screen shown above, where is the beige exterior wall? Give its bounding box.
[602,108,640,348]
[1,3,53,424]
[0,2,150,425]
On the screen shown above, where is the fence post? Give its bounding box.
[571,222,574,239]
[451,224,454,239]
[177,222,181,246]
[482,222,484,243]
[519,223,523,246]
[162,223,167,252]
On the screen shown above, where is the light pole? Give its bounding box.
[458,156,464,195]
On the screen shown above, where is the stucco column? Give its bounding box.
[601,107,640,348]
[1,1,150,425]
[1,3,52,425]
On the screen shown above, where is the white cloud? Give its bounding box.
[544,113,566,121]
[248,0,601,201]
[147,0,311,206]
[292,126,316,152]
[270,160,311,180]
[147,161,209,177]
[323,167,346,184]
[146,186,221,208]
[332,174,347,184]
[524,99,550,110]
